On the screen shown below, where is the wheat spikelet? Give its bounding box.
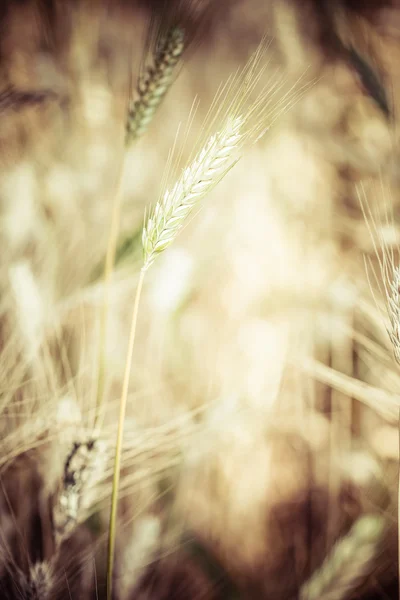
[126,26,184,144]
[142,116,243,270]
[299,515,385,600]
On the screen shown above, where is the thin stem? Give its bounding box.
[95,155,126,432]
[106,267,145,600]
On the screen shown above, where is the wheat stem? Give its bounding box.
[106,267,145,600]
[106,116,244,598]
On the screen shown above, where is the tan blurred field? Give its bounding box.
[0,1,400,598]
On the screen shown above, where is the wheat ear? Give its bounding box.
[53,436,107,547]
[106,115,245,599]
[142,116,243,270]
[126,26,184,144]
[299,515,385,600]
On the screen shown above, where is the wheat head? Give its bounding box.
[142,116,243,270]
[126,26,184,145]
[53,436,107,546]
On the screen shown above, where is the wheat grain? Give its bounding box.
[108,115,242,596]
[299,515,385,600]
[142,116,243,270]
[126,26,184,144]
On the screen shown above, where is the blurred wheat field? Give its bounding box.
[0,0,400,598]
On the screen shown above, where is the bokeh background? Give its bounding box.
[0,1,399,598]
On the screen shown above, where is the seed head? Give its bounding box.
[126,26,184,144]
[142,116,243,270]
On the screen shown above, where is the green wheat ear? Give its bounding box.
[126,26,184,144]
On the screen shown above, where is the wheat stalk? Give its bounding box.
[107,114,245,599]
[106,38,306,596]
[126,26,184,144]
[106,267,144,600]
[299,515,385,600]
